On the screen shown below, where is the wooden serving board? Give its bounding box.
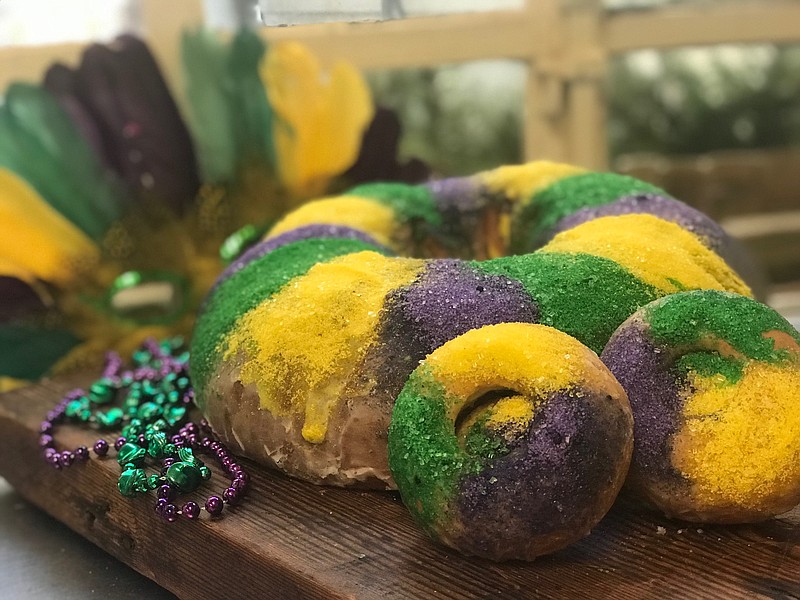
[1,374,799,600]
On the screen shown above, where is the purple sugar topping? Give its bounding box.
[600,318,685,485]
[426,176,487,214]
[454,387,630,553]
[425,177,493,248]
[551,194,727,250]
[212,224,388,292]
[365,261,540,405]
[385,259,539,353]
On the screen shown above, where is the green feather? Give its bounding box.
[0,84,128,240]
[0,324,80,380]
[227,29,275,168]
[181,29,238,183]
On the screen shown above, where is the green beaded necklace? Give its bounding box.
[41,338,248,521]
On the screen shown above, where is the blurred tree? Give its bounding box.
[368,61,525,176]
[609,45,800,156]
[368,45,800,175]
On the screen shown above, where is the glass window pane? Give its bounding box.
[258,0,524,26]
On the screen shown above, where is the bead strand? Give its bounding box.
[40,338,249,522]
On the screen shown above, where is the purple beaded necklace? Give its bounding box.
[40,337,248,522]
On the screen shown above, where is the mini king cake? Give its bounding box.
[602,290,800,523]
[388,323,633,561]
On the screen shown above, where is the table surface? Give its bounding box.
[3,374,800,600]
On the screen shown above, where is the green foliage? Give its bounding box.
[367,45,800,176]
[609,45,800,156]
[368,61,524,176]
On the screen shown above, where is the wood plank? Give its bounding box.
[605,2,800,53]
[260,9,538,70]
[1,375,799,599]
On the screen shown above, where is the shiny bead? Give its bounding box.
[117,442,146,466]
[95,407,124,429]
[177,447,199,465]
[75,446,90,461]
[114,437,127,451]
[132,350,152,366]
[39,434,54,448]
[57,451,74,468]
[182,501,200,520]
[150,419,170,432]
[199,466,212,480]
[223,487,240,505]
[147,432,168,458]
[166,462,203,493]
[89,380,114,404]
[43,448,57,460]
[164,406,186,425]
[40,422,53,435]
[205,496,223,517]
[147,474,161,490]
[155,498,168,516]
[157,484,175,501]
[118,467,147,497]
[221,457,234,472]
[162,504,178,523]
[65,400,85,418]
[93,439,109,457]
[137,401,161,421]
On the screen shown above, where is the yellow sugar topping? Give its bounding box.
[456,394,536,443]
[541,214,751,297]
[481,161,587,205]
[223,251,422,443]
[673,361,800,509]
[0,168,99,286]
[483,162,587,245]
[486,394,536,427]
[424,323,611,420]
[265,195,401,249]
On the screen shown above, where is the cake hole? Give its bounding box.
[454,388,538,459]
[455,388,520,438]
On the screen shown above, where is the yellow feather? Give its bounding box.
[260,42,374,198]
[0,168,99,287]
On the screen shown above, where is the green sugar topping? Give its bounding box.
[347,182,442,227]
[511,172,668,252]
[463,416,510,460]
[676,351,746,384]
[388,368,471,530]
[646,290,800,366]
[475,252,659,354]
[190,237,386,397]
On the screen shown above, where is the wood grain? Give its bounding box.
[1,375,799,600]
